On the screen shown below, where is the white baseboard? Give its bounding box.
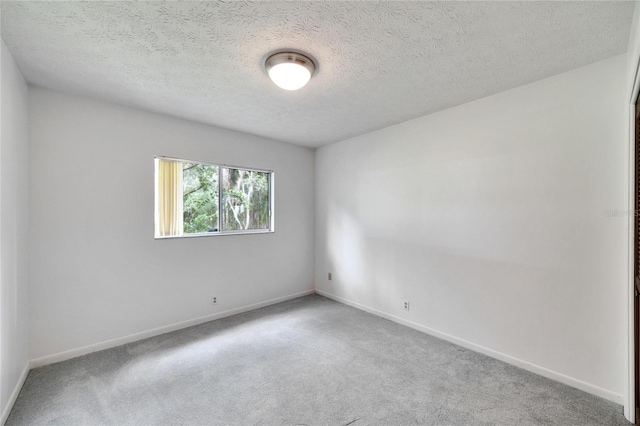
[315,289,623,405]
[1,362,29,426]
[30,289,315,368]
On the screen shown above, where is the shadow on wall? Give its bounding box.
[323,199,611,378]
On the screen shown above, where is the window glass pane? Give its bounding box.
[222,167,270,231]
[155,156,272,238]
[183,162,219,233]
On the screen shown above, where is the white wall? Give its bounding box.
[316,55,627,403]
[627,2,640,99]
[28,87,315,361]
[626,3,640,421]
[0,40,30,423]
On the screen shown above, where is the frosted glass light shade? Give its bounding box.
[265,52,315,91]
[268,63,311,90]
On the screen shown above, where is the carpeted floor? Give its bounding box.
[6,295,630,425]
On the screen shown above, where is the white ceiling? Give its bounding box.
[1,1,634,148]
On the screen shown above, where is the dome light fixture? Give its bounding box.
[265,52,315,91]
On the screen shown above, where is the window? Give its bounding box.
[155,157,273,238]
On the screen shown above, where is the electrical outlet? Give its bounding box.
[328,272,332,281]
[212,297,217,305]
[403,301,410,311]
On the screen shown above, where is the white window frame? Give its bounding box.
[155,155,274,239]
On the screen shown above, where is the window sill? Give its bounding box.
[155,229,274,240]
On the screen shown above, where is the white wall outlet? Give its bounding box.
[212,296,217,305]
[403,301,410,311]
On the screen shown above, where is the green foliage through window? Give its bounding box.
[222,168,270,231]
[183,163,219,234]
[179,160,271,234]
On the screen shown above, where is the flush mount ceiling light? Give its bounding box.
[265,52,315,91]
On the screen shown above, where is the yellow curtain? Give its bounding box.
[155,158,183,237]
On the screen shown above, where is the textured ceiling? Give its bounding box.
[1,1,635,147]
